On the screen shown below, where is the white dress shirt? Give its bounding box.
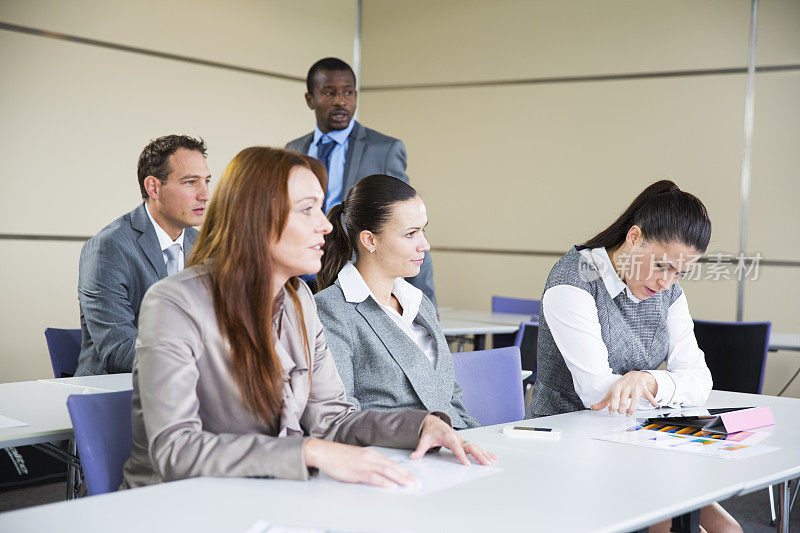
[338,262,437,366]
[144,203,185,271]
[543,247,712,410]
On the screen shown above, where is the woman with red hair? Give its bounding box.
[121,147,494,489]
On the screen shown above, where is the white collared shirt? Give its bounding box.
[144,203,186,271]
[543,247,712,410]
[338,262,437,366]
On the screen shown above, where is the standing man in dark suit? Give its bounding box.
[286,57,436,306]
[75,135,211,376]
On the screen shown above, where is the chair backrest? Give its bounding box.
[491,297,541,348]
[452,347,525,426]
[44,328,82,378]
[66,390,133,495]
[491,296,541,317]
[514,321,539,380]
[692,320,771,394]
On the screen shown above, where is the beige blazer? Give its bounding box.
[121,265,431,489]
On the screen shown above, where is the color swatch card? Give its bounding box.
[596,421,778,460]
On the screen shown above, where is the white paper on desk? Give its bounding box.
[247,520,355,533]
[246,520,385,533]
[0,414,28,429]
[313,453,501,495]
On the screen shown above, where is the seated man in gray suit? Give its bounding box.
[286,57,436,306]
[75,135,211,376]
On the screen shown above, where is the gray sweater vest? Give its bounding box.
[527,247,682,417]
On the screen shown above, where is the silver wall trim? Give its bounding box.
[361,63,800,92]
[431,247,800,268]
[0,234,90,242]
[0,21,304,82]
[353,0,362,119]
[737,0,759,321]
[3,236,798,267]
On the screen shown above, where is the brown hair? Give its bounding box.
[188,147,327,422]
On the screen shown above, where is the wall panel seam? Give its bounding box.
[430,247,800,267]
[0,20,304,82]
[361,64,800,91]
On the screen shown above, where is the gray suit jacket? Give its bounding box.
[75,202,198,376]
[315,280,479,429]
[286,121,436,306]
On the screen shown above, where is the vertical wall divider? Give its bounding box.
[353,0,362,120]
[737,0,759,322]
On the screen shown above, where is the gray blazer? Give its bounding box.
[122,268,432,488]
[286,121,436,306]
[75,203,198,376]
[315,280,479,429]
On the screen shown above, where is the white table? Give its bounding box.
[1,390,796,532]
[38,373,133,392]
[0,375,134,448]
[770,333,800,352]
[439,308,535,350]
[0,374,134,499]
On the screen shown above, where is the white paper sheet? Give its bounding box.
[246,521,367,533]
[0,414,29,429]
[313,452,501,495]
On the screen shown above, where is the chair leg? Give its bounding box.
[65,440,79,500]
[778,480,791,533]
[524,383,534,413]
[769,484,777,525]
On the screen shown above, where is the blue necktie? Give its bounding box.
[316,136,336,212]
[316,136,336,174]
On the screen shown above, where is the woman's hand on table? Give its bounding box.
[409,414,498,465]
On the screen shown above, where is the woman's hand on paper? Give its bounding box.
[409,414,497,466]
[303,438,418,489]
[591,370,658,416]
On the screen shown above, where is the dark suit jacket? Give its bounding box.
[286,121,436,305]
[75,203,198,375]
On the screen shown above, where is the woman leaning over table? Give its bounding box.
[528,179,740,533]
[315,175,479,429]
[120,147,495,490]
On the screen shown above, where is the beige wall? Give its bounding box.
[0,0,355,382]
[1,0,798,397]
[359,0,800,397]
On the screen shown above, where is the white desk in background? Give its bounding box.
[770,333,800,352]
[0,374,133,499]
[2,390,797,533]
[0,374,133,447]
[439,308,534,350]
[38,373,133,392]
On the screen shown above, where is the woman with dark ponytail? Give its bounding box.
[121,149,494,491]
[315,175,480,429]
[528,180,740,532]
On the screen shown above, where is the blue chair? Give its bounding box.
[44,328,82,378]
[692,320,771,394]
[66,390,133,496]
[491,296,540,348]
[452,347,525,426]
